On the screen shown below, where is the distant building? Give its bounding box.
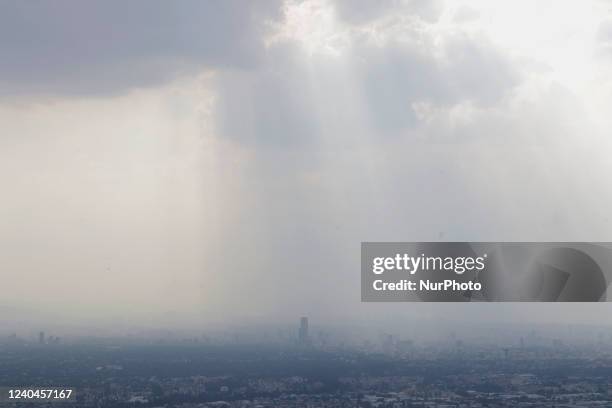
[397,339,414,354]
[382,334,395,354]
[39,331,45,344]
[298,317,309,345]
[47,336,61,345]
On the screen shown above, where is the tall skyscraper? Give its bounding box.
[298,317,309,345]
[39,331,45,344]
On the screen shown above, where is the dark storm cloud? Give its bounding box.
[0,0,282,95]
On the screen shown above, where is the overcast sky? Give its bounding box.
[2,0,612,331]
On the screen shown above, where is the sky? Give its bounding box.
[2,0,612,332]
